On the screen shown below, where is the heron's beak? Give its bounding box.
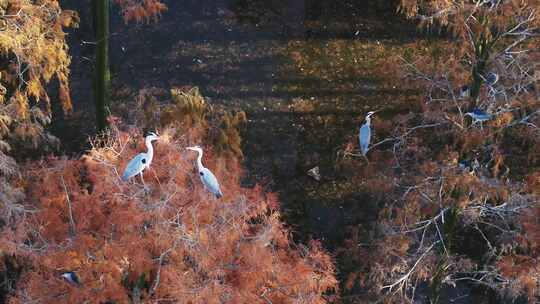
[366,110,378,118]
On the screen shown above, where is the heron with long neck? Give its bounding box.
[121,132,159,184]
[186,146,223,199]
[359,111,376,157]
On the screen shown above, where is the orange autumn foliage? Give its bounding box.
[497,205,540,300]
[399,0,540,34]
[4,124,337,303]
[114,0,167,23]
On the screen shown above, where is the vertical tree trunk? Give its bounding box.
[468,17,492,111]
[94,0,110,133]
[469,37,489,110]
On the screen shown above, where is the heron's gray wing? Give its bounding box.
[122,153,147,181]
[200,168,223,198]
[359,124,371,155]
[479,113,493,121]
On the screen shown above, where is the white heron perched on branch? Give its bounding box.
[359,111,377,157]
[121,132,159,184]
[186,146,223,199]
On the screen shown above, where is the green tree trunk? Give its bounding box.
[94,0,110,133]
[469,36,489,110]
[468,16,496,111]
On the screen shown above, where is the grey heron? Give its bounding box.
[465,109,493,129]
[483,0,497,9]
[458,85,470,99]
[121,132,159,184]
[458,159,480,174]
[485,72,499,86]
[61,271,81,286]
[359,111,376,156]
[186,146,223,199]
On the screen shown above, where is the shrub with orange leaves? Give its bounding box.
[2,123,337,303]
[114,0,167,23]
[497,204,540,300]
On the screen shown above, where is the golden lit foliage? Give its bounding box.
[138,86,247,158]
[161,87,208,128]
[114,0,167,23]
[0,0,78,160]
[212,110,247,158]
[3,123,337,303]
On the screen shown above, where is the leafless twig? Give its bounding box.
[61,175,76,237]
[382,241,439,293]
[150,247,174,295]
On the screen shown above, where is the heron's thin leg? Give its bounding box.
[480,121,484,130]
[140,171,145,186]
[150,168,162,189]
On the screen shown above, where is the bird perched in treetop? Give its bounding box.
[458,85,470,99]
[465,109,493,129]
[485,72,499,86]
[121,132,159,184]
[359,111,377,156]
[186,146,223,199]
